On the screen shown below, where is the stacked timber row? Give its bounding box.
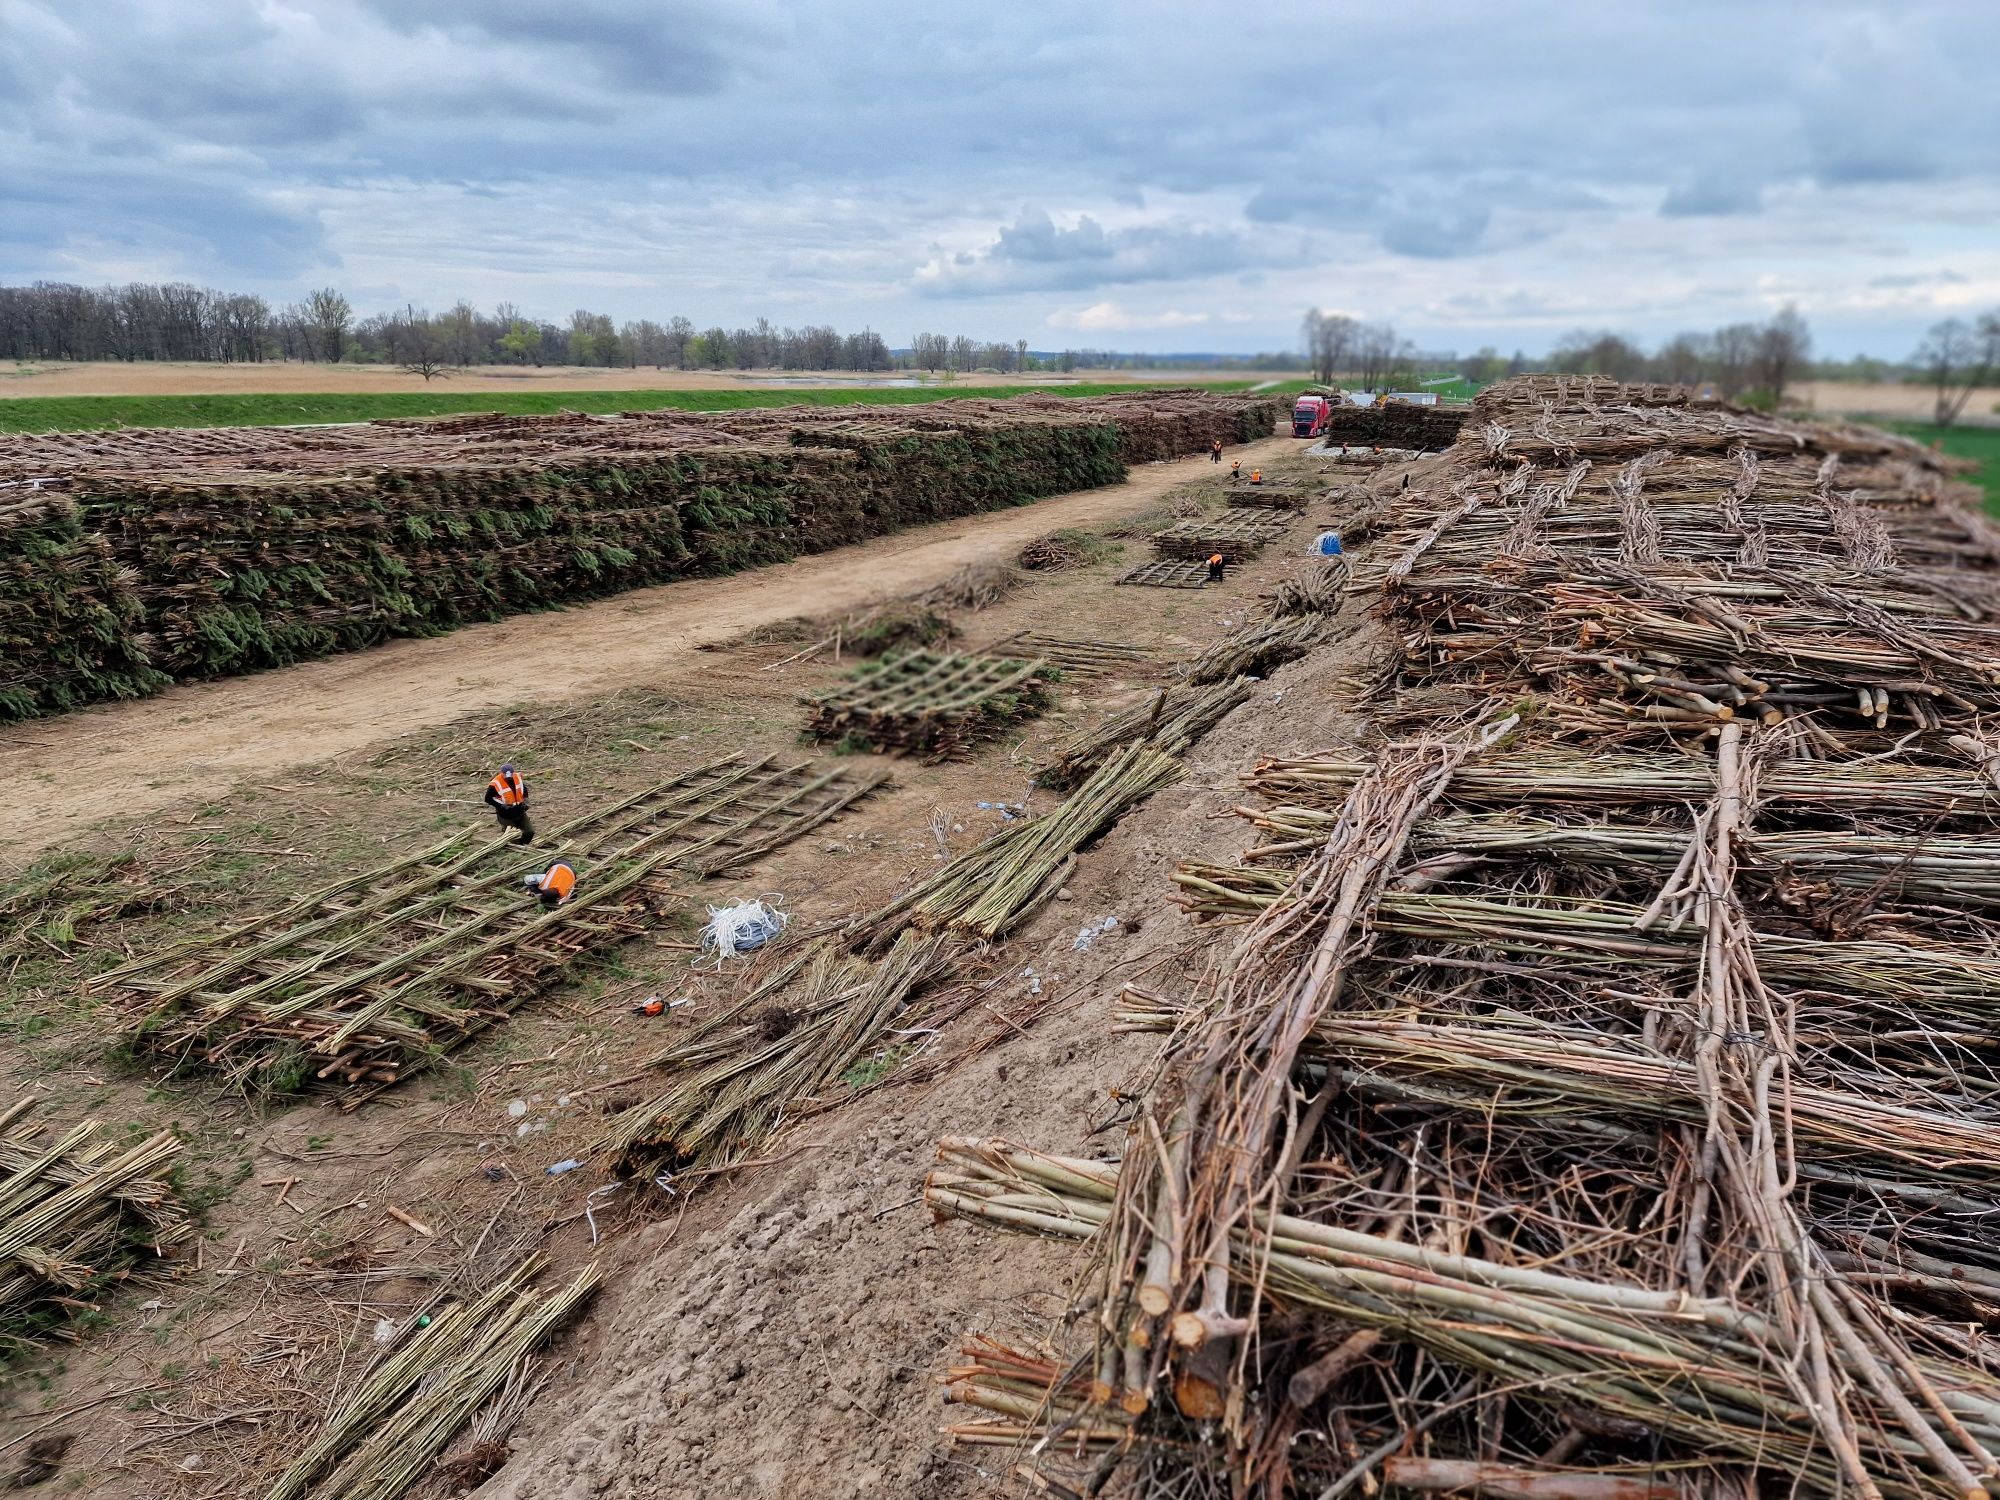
[0,389,1280,720]
[1316,399,1469,450]
[925,379,2000,1499]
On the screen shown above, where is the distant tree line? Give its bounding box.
[0,279,1072,375]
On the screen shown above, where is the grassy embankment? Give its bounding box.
[0,379,1310,435]
[1888,423,2000,514]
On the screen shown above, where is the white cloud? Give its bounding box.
[1046,303,1210,333]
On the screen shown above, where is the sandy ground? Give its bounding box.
[1,439,1292,864]
[1794,379,2000,424]
[0,361,1294,399]
[0,440,1380,1500]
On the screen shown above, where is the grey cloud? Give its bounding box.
[1380,201,1493,260]
[1660,178,1764,217]
[1868,270,1970,289]
[919,213,1272,298]
[991,213,1114,265]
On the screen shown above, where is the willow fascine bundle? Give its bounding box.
[850,742,1182,955]
[597,930,959,1172]
[802,649,1052,759]
[0,1100,188,1345]
[0,392,1281,717]
[100,755,884,1098]
[1036,678,1254,790]
[923,1140,2000,1500]
[1149,517,1291,560]
[926,378,2000,1499]
[1181,612,1337,685]
[264,1256,599,1500]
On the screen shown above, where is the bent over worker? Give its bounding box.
[1206,551,1226,583]
[485,764,533,845]
[1250,467,1263,485]
[522,860,577,908]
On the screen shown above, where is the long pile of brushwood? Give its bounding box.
[1318,400,1469,450]
[0,493,168,718]
[0,391,1279,720]
[0,1099,187,1346]
[923,379,2000,1499]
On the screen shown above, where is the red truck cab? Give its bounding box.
[1292,394,1332,438]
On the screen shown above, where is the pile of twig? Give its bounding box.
[802,649,1052,758]
[1149,517,1291,560]
[1181,612,1336,684]
[919,376,2000,1500]
[264,1255,597,1500]
[1267,557,1348,617]
[597,931,961,1172]
[1037,679,1254,789]
[1017,528,1111,572]
[0,1099,188,1346]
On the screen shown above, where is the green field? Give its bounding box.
[1887,423,2000,513]
[0,380,1297,435]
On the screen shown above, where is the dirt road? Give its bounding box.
[5,439,1290,861]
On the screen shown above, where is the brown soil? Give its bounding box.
[0,439,1292,867]
[0,439,1402,1500]
[0,362,1292,399]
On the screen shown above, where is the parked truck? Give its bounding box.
[1291,393,1333,438]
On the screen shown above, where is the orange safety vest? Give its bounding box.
[1250,469,1262,483]
[538,862,577,902]
[488,769,526,807]
[1208,553,1224,566]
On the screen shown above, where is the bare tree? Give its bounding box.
[1301,308,1358,385]
[1912,314,2000,428]
[666,315,694,369]
[1753,303,1811,404]
[303,288,352,363]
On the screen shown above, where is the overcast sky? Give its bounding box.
[3,1,1996,357]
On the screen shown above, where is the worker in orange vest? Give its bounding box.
[1250,468,1263,485]
[1206,551,1226,583]
[522,861,577,908]
[485,764,534,845]
[1209,438,1223,463]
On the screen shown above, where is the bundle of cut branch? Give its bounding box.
[1037,679,1254,789]
[0,1099,187,1346]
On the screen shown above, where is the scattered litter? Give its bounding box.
[138,1298,166,1313]
[556,1093,572,1107]
[700,896,789,962]
[585,1181,623,1245]
[632,995,694,1018]
[545,1159,584,1177]
[976,800,1026,822]
[1022,965,1043,997]
[515,1119,548,1138]
[506,1099,528,1119]
[1272,689,1288,704]
[1313,530,1345,557]
[372,1319,396,1344]
[178,1455,205,1474]
[1073,915,1121,951]
[480,1160,508,1182]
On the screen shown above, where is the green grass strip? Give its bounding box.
[1884,421,2000,515]
[0,380,1273,435]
